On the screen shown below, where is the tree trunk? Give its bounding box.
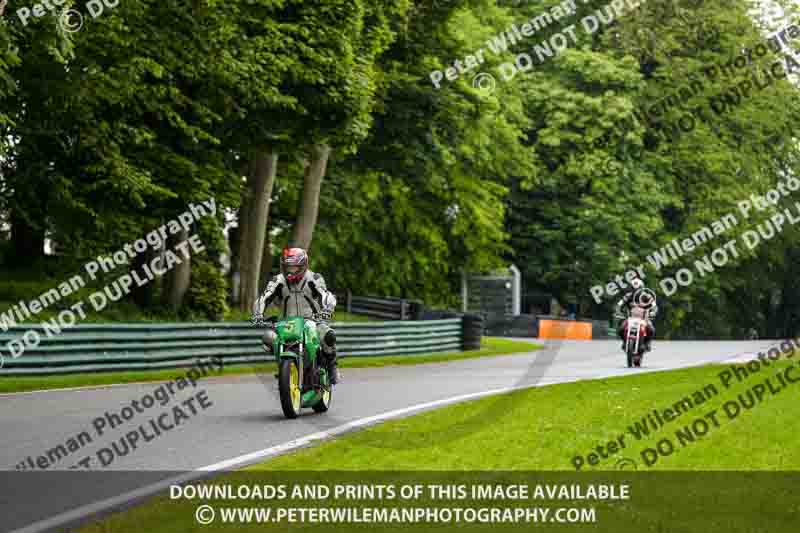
[258,216,273,291]
[290,143,331,250]
[228,222,241,304]
[9,208,45,267]
[238,149,278,312]
[131,246,156,307]
[164,227,192,311]
[233,161,252,304]
[234,153,259,305]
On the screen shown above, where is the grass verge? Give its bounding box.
[252,359,800,471]
[0,337,539,394]
[77,358,800,533]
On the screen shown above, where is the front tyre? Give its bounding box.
[278,359,302,419]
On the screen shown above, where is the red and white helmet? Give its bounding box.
[281,247,308,284]
[631,278,644,290]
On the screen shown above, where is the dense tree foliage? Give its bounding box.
[1,0,799,338]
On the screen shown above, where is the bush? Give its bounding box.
[184,259,229,321]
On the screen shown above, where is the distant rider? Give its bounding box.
[251,247,339,384]
[616,278,657,352]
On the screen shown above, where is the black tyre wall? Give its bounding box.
[462,314,484,351]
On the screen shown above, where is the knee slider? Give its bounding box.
[262,331,277,350]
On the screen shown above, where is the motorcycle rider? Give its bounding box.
[616,278,657,352]
[251,247,339,384]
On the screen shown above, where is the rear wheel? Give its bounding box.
[278,359,302,419]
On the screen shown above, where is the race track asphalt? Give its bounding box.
[0,338,779,531]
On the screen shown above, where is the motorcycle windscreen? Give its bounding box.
[275,317,305,344]
[630,306,647,319]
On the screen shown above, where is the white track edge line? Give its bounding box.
[8,384,534,533]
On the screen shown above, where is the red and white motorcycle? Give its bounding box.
[615,290,657,368]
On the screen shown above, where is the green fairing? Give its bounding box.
[274,317,305,346]
[273,316,321,364]
[303,318,321,364]
[272,316,328,410]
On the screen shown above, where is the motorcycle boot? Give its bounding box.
[323,329,339,385]
[330,353,340,385]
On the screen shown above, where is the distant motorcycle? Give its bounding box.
[615,305,654,368]
[252,314,333,419]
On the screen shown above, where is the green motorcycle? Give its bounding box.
[254,315,332,419]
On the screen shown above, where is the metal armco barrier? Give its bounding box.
[0,319,464,376]
[335,291,424,321]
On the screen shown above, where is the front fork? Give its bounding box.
[626,319,641,354]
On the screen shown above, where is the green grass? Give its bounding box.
[0,337,538,394]
[77,358,800,533]
[252,360,800,471]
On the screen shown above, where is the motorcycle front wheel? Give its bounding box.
[278,359,302,419]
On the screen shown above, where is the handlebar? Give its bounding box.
[250,313,332,326]
[313,311,332,324]
[250,315,276,327]
[614,310,656,321]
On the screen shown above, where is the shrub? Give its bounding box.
[184,259,229,321]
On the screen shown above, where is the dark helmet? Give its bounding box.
[281,247,308,284]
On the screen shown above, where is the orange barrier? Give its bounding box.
[538,319,593,340]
